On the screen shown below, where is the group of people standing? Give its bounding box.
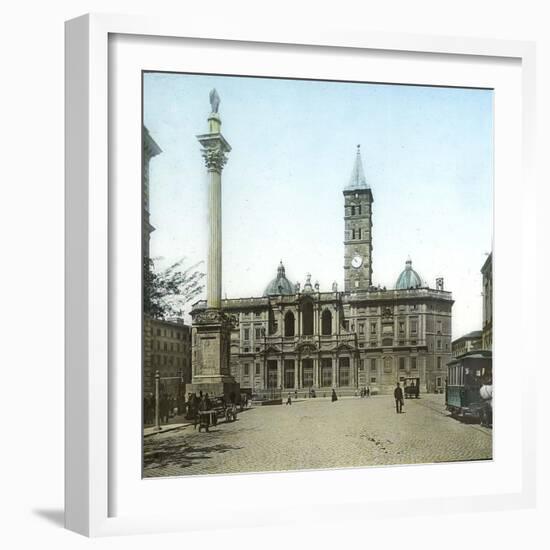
[186,391,211,423]
[143,393,179,425]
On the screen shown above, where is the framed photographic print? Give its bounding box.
[65,13,536,536]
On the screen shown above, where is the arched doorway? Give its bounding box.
[339,357,350,386]
[302,358,313,387]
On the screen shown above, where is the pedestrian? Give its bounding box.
[286,393,292,405]
[149,395,156,424]
[193,394,200,429]
[394,382,404,413]
[143,396,149,425]
[161,393,170,423]
[331,389,338,402]
[366,386,370,398]
[185,393,192,419]
[199,394,210,432]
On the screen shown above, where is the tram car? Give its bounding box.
[445,350,492,423]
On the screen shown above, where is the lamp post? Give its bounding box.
[154,370,161,432]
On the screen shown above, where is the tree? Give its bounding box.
[143,257,205,320]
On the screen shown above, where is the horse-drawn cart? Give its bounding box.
[197,398,238,432]
[404,377,420,399]
[197,410,217,432]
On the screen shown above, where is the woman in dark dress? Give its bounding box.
[331,389,338,402]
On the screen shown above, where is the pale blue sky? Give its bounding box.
[144,72,493,337]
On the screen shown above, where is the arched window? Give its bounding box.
[321,309,332,335]
[302,302,314,335]
[284,311,295,337]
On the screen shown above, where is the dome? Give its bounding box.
[395,259,424,289]
[263,261,295,296]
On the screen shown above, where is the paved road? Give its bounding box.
[143,394,492,478]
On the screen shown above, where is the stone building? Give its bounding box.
[142,126,193,401]
[191,146,453,395]
[451,330,482,359]
[481,253,492,351]
[143,127,161,260]
[143,317,191,398]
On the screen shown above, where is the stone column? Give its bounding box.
[190,90,239,401]
[314,306,318,335]
[313,357,319,388]
[197,106,231,309]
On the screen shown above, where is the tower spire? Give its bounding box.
[346,144,369,190]
[343,145,374,292]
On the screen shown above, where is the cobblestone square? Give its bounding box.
[143,394,492,478]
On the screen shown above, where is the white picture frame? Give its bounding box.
[65,13,537,537]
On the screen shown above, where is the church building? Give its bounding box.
[191,146,453,395]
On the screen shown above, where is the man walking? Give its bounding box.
[394,382,404,414]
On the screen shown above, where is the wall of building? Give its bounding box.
[481,253,493,351]
[192,285,453,395]
[144,318,192,398]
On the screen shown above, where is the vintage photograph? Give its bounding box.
[142,72,493,478]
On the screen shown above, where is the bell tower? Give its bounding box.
[343,145,373,292]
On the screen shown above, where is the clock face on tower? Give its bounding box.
[351,255,363,269]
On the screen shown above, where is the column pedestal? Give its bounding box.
[190,308,240,401]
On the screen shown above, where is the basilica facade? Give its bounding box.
[191,147,453,395]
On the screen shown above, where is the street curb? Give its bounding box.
[143,422,193,438]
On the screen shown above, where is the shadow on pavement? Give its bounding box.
[144,438,242,471]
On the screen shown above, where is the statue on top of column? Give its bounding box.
[209,88,221,113]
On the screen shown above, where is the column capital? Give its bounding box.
[197,133,232,173]
[201,146,228,172]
